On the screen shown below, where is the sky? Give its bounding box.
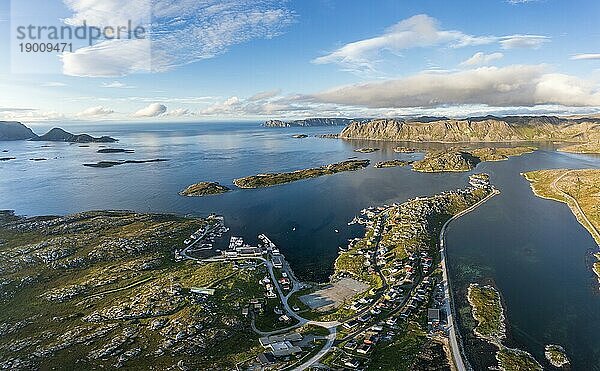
[1,0,600,122]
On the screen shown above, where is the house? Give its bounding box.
[344,359,361,369]
[257,352,276,365]
[356,343,372,354]
[428,308,440,326]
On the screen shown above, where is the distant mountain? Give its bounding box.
[32,128,117,143]
[264,118,354,127]
[339,115,600,143]
[0,121,37,141]
[0,121,118,143]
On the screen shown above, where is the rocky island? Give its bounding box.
[233,159,370,188]
[374,159,411,168]
[412,150,480,172]
[179,182,231,197]
[97,149,135,154]
[83,159,169,168]
[354,147,379,153]
[466,283,543,371]
[412,147,536,173]
[544,345,570,368]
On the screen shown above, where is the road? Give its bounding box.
[439,189,500,371]
[552,170,600,246]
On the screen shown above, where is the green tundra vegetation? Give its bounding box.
[233,159,370,188]
[0,210,266,370]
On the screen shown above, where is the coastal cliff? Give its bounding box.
[264,118,354,127]
[338,116,600,143]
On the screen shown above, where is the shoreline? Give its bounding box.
[523,171,600,284]
[439,188,500,371]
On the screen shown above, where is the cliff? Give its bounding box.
[339,116,600,143]
[264,118,354,127]
[0,121,37,141]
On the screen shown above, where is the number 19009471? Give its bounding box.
[19,43,72,53]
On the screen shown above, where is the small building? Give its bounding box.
[428,308,440,325]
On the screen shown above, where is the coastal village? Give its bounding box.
[1,173,562,370]
[165,173,497,370]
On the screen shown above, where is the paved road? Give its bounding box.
[552,170,600,245]
[291,326,337,371]
[439,189,499,371]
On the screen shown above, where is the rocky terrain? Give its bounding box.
[0,210,264,370]
[338,116,600,143]
[179,182,231,197]
[233,159,370,188]
[412,150,481,172]
[264,118,354,127]
[412,147,536,173]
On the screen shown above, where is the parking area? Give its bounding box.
[300,278,369,311]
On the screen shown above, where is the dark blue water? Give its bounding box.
[1,122,599,369]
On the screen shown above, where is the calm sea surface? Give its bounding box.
[0,122,599,369]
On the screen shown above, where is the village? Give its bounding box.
[174,174,494,370]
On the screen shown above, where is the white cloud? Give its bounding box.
[41,82,67,87]
[311,65,600,108]
[499,35,549,49]
[248,89,282,101]
[460,52,504,66]
[76,106,115,117]
[62,39,153,77]
[101,81,135,88]
[507,0,539,4]
[312,15,548,73]
[60,0,295,77]
[571,54,600,60]
[133,103,167,117]
[165,108,193,117]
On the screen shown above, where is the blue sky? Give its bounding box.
[1,0,600,122]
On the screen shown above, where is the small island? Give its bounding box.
[233,159,370,188]
[413,147,537,173]
[292,134,308,139]
[413,150,480,172]
[83,159,169,168]
[544,345,570,368]
[354,147,379,153]
[179,182,231,197]
[0,157,15,161]
[97,148,135,154]
[496,348,543,371]
[374,159,411,168]
[467,283,506,344]
[468,146,537,162]
[393,146,416,153]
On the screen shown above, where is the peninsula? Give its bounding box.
[233,159,369,188]
[523,169,600,283]
[179,182,231,197]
